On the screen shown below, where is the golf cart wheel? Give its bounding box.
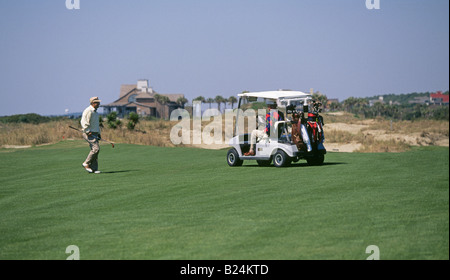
[227,148,243,167]
[257,159,271,167]
[307,154,325,166]
[273,150,291,168]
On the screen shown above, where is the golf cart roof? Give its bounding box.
[238,90,311,100]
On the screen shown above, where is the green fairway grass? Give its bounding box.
[0,141,448,259]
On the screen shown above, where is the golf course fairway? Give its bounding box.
[0,141,448,260]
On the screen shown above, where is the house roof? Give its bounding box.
[135,91,154,99]
[103,84,184,107]
[103,101,156,109]
[119,84,137,98]
[431,93,449,103]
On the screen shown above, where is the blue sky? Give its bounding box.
[0,0,448,116]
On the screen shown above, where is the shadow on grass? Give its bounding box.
[241,162,347,168]
[100,170,139,174]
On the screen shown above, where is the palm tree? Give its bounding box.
[192,96,205,117]
[154,94,170,119]
[228,96,237,109]
[355,98,368,116]
[215,95,225,113]
[373,102,385,118]
[206,97,214,109]
[343,97,358,112]
[222,97,228,111]
[193,96,206,103]
[176,97,188,108]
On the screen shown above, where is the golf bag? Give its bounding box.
[306,113,325,149]
[291,113,303,150]
[291,112,312,152]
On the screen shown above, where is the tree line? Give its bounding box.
[191,95,238,112]
[315,92,449,121]
[187,91,449,121]
[2,91,447,124]
[0,113,65,124]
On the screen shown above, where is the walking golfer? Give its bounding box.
[81,97,102,174]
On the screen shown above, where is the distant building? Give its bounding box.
[430,91,449,105]
[369,96,384,107]
[326,98,339,106]
[102,79,185,119]
[408,96,429,105]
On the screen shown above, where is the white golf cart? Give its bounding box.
[226,90,326,167]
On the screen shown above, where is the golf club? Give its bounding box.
[68,125,115,148]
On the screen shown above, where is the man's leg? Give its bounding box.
[90,133,100,172]
[82,133,100,171]
[90,155,99,172]
[245,130,264,156]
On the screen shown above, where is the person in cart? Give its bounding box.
[244,101,284,156]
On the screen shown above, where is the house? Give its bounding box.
[369,96,384,107]
[430,91,449,105]
[408,96,430,105]
[102,80,186,119]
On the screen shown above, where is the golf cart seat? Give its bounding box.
[279,134,292,143]
[274,121,291,142]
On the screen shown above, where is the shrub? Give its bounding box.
[106,112,122,129]
[127,121,135,130]
[127,112,139,130]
